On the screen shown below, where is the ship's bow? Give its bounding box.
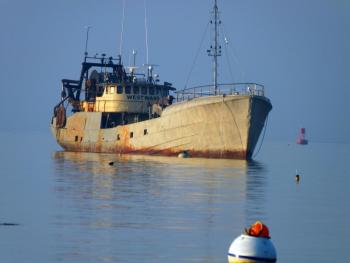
[246,96,272,159]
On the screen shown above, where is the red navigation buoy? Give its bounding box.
[296,128,308,145]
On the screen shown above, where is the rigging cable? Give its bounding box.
[119,0,126,57]
[253,115,269,158]
[184,21,210,88]
[144,0,149,64]
[220,25,235,83]
[221,23,246,82]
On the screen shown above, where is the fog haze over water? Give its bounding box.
[0,0,349,142]
[0,132,349,262]
[0,1,350,262]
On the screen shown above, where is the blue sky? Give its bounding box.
[0,0,349,143]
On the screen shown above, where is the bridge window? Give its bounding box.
[125,86,131,94]
[149,87,155,95]
[141,86,147,95]
[130,132,133,138]
[144,129,148,135]
[162,89,168,97]
[117,134,120,141]
[133,86,140,94]
[117,85,123,94]
[97,86,104,96]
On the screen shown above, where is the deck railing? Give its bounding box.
[175,83,265,102]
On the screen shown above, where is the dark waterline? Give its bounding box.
[0,131,349,263]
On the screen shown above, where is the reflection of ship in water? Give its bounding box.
[53,152,268,225]
[53,151,249,176]
[244,161,268,224]
[51,151,269,261]
[53,152,267,217]
[52,151,250,214]
[52,151,249,221]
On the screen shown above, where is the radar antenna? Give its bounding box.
[127,50,139,77]
[132,49,137,66]
[143,63,159,83]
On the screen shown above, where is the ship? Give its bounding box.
[50,0,272,160]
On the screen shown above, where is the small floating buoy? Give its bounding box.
[295,170,300,183]
[108,161,114,166]
[228,221,277,263]
[178,151,190,158]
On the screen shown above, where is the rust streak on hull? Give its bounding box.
[59,143,247,159]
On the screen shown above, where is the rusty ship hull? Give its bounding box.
[51,94,271,159]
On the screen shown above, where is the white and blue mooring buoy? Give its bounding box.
[228,234,277,263]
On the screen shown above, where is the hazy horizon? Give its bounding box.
[0,0,349,143]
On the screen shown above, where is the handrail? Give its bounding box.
[175,83,265,102]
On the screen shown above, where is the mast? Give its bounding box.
[84,26,91,62]
[207,0,221,95]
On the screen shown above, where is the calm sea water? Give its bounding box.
[0,131,349,263]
